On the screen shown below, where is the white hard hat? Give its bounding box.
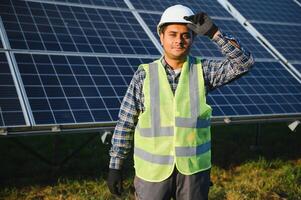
[157,4,194,35]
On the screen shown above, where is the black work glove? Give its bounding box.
[184,12,218,39]
[107,168,123,196]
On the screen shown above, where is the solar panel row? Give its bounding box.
[10,53,301,125]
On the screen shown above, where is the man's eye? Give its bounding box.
[183,34,191,39]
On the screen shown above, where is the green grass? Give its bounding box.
[210,159,301,200]
[0,123,300,200]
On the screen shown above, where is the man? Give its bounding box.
[107,4,254,200]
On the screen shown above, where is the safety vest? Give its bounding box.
[134,56,212,182]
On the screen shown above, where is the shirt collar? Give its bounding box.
[160,56,187,74]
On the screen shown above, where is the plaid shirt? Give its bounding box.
[109,32,254,169]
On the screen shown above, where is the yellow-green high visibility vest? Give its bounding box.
[134,56,212,182]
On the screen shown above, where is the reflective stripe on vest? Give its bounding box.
[176,57,211,128]
[134,147,174,164]
[138,62,174,137]
[175,141,211,157]
[135,141,211,160]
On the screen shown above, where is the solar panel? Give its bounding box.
[252,23,301,62]
[208,61,301,117]
[0,52,26,127]
[228,0,301,24]
[0,0,160,55]
[47,0,128,8]
[14,53,153,125]
[131,0,232,18]
[140,13,274,59]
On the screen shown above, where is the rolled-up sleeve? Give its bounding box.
[202,31,255,92]
[109,67,145,169]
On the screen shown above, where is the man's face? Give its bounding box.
[160,24,194,61]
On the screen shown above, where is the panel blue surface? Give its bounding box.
[14,53,153,125]
[140,13,273,59]
[0,52,26,127]
[253,23,301,62]
[208,61,301,117]
[0,0,159,55]
[131,0,232,18]
[228,0,301,24]
[293,64,301,73]
[47,0,128,8]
